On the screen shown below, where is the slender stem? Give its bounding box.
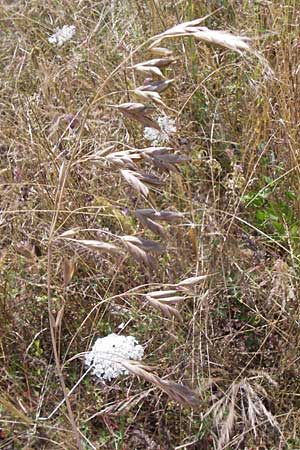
[47,243,83,450]
[47,159,83,449]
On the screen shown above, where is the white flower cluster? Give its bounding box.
[144,116,177,145]
[48,25,76,47]
[85,333,144,381]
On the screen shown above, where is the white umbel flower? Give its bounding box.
[85,333,144,381]
[48,25,76,46]
[144,116,176,145]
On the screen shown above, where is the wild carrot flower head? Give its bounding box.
[48,25,76,47]
[144,116,177,145]
[85,333,144,381]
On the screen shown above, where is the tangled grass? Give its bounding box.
[1,1,300,449]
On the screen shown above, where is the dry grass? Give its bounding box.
[1,0,300,449]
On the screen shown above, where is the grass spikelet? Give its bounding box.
[116,102,160,130]
[137,79,174,93]
[177,273,217,287]
[120,169,164,196]
[121,361,199,407]
[63,238,123,255]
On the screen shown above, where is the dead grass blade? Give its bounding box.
[58,160,67,192]
[0,248,7,272]
[209,380,281,450]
